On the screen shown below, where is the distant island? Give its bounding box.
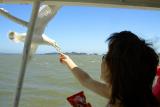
[44,52,99,55]
[0,52,100,55]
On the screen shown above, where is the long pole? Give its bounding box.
[13,1,40,107]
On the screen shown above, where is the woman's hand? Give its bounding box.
[59,53,78,70]
[59,53,72,64]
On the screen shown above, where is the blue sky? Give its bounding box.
[0,4,160,54]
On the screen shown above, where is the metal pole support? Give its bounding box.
[13,1,40,107]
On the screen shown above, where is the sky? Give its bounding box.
[0,4,160,54]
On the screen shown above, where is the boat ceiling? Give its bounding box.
[1,0,160,10]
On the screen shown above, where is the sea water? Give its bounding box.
[0,55,107,107]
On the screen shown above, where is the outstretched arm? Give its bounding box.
[59,53,110,98]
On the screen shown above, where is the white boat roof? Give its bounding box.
[1,0,160,10]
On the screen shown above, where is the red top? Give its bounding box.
[152,65,160,102]
[156,65,160,76]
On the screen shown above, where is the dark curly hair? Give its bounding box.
[105,31,159,107]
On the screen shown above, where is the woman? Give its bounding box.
[59,31,159,107]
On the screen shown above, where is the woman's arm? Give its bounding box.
[59,53,110,98]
